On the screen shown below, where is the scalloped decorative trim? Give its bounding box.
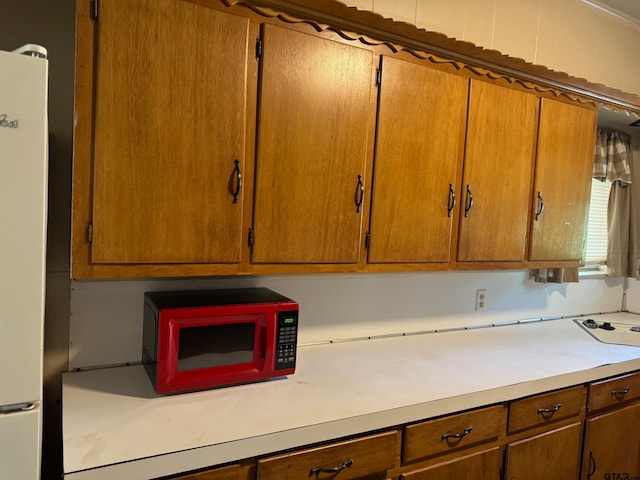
[220,0,640,111]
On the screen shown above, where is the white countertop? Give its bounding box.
[63,312,640,479]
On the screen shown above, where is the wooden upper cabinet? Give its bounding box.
[90,0,249,264]
[367,56,468,264]
[251,24,375,264]
[457,81,538,263]
[528,99,597,263]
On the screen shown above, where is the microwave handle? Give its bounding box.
[259,325,268,360]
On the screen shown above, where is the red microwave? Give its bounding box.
[142,288,299,394]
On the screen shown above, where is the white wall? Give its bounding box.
[343,0,640,98]
[627,278,640,312]
[70,272,623,369]
[625,136,640,312]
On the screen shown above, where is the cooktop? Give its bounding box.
[574,312,640,347]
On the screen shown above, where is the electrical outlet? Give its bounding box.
[476,289,487,311]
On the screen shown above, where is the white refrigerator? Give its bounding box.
[0,44,49,480]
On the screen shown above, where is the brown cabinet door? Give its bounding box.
[529,99,597,262]
[91,0,249,263]
[368,56,468,263]
[457,80,537,262]
[400,447,502,480]
[582,402,640,480]
[252,24,375,264]
[505,422,582,480]
[168,463,241,480]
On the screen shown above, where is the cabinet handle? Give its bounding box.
[535,191,544,220]
[611,387,630,398]
[463,185,473,218]
[587,450,596,478]
[447,183,456,218]
[441,426,473,441]
[308,459,353,477]
[231,159,242,204]
[537,403,561,415]
[354,175,364,213]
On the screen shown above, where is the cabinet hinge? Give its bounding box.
[89,0,98,21]
[248,227,255,247]
[255,37,263,59]
[364,232,370,250]
[375,68,382,86]
[86,222,93,244]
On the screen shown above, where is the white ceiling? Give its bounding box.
[598,106,639,133]
[589,1,640,130]
[589,0,640,23]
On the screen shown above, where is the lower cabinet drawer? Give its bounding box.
[257,430,399,480]
[402,405,506,463]
[588,371,640,412]
[507,385,585,434]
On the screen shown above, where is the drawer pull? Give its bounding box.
[611,387,630,398]
[537,404,561,415]
[309,459,354,477]
[441,426,473,441]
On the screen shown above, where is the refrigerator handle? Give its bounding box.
[0,401,39,415]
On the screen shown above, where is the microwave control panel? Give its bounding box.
[275,310,298,370]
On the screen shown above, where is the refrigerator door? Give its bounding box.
[0,408,41,480]
[0,48,48,407]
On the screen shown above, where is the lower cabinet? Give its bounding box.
[504,386,585,480]
[582,371,640,480]
[505,422,583,480]
[400,447,502,480]
[582,403,640,480]
[166,371,640,480]
[170,463,243,480]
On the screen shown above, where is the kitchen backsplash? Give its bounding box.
[69,271,625,370]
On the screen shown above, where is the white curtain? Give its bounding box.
[594,128,637,277]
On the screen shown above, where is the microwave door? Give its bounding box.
[177,322,257,372]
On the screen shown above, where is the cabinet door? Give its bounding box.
[457,81,537,262]
[505,422,582,480]
[368,56,468,263]
[529,99,597,262]
[582,402,640,480]
[252,24,375,264]
[168,463,240,480]
[400,447,502,480]
[91,0,249,264]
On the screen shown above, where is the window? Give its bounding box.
[584,177,612,268]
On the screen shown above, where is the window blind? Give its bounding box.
[584,178,612,263]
